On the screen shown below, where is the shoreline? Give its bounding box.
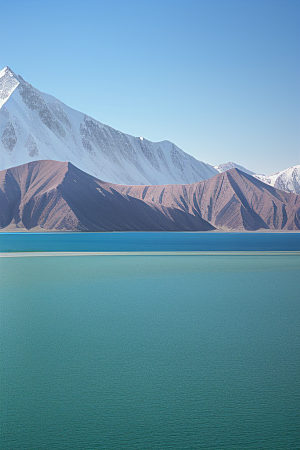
[1,251,299,258]
[0,229,299,233]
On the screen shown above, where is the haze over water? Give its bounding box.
[1,253,299,449]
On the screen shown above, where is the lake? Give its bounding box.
[0,231,299,252]
[0,233,299,449]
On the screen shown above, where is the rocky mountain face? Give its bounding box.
[116,169,300,231]
[0,161,215,232]
[0,67,217,185]
[1,160,299,232]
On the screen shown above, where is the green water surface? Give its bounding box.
[0,255,299,449]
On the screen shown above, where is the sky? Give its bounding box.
[0,0,299,175]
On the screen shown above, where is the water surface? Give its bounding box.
[1,254,299,449]
[0,231,299,252]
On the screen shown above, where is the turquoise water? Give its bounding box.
[0,255,299,449]
[0,231,299,252]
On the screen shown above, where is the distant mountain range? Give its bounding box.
[255,165,300,195]
[215,162,300,195]
[0,67,299,195]
[1,160,299,232]
[1,66,299,233]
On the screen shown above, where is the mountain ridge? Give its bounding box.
[215,161,300,195]
[114,167,300,231]
[214,162,256,176]
[0,67,218,185]
[1,67,298,194]
[255,165,300,195]
[1,160,299,232]
[0,160,215,232]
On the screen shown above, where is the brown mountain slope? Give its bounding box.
[1,160,299,231]
[0,160,214,231]
[113,168,300,230]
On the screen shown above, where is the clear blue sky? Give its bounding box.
[1,0,299,174]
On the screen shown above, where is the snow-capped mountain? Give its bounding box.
[214,162,255,175]
[0,66,217,185]
[255,165,300,195]
[215,161,300,195]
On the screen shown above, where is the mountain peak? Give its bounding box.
[0,66,18,79]
[0,66,20,108]
[0,67,218,185]
[214,162,255,176]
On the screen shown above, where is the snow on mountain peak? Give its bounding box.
[216,161,300,195]
[214,162,255,175]
[255,165,300,194]
[0,66,21,108]
[2,67,296,191]
[0,67,218,185]
[0,66,16,78]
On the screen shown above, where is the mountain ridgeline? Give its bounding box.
[1,161,299,232]
[0,66,217,185]
[0,66,299,194]
[1,64,299,232]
